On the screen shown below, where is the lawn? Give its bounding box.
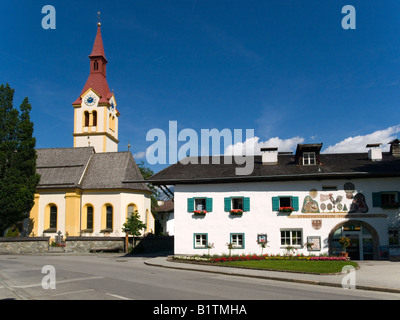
[215,260,358,274]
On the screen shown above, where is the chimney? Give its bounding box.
[260,147,278,165]
[366,143,382,161]
[389,139,400,158]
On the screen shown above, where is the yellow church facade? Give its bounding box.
[29,23,153,238]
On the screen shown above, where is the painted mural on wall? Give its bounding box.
[301,182,368,214]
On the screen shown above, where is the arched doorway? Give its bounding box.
[329,220,379,260]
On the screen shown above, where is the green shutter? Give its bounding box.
[372,192,382,207]
[206,198,213,212]
[243,197,250,212]
[272,197,279,211]
[187,198,194,212]
[291,196,299,211]
[224,197,231,212]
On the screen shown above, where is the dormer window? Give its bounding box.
[303,152,316,165]
[295,143,322,166]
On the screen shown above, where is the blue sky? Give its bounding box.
[1,1,400,173]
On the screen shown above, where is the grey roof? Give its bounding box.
[81,151,150,191]
[36,147,150,192]
[36,147,94,188]
[148,152,400,185]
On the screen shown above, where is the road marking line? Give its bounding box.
[105,293,132,300]
[53,289,95,297]
[12,276,104,289]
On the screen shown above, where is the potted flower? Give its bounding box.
[194,210,207,215]
[339,236,351,258]
[279,206,294,213]
[230,209,243,215]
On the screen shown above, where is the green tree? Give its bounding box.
[0,84,40,235]
[137,160,160,210]
[122,211,147,237]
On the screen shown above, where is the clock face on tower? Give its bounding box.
[84,94,97,106]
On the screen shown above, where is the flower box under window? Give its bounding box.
[279,206,295,213]
[230,209,244,215]
[272,196,299,213]
[193,210,207,215]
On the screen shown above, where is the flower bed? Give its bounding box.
[211,254,348,263]
[172,254,348,263]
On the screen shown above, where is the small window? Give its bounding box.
[281,230,302,246]
[188,198,213,213]
[195,198,206,211]
[322,186,337,191]
[389,229,399,246]
[382,192,398,207]
[194,234,208,248]
[279,197,292,208]
[94,60,98,71]
[87,206,93,229]
[232,198,243,210]
[230,233,244,249]
[49,205,57,229]
[303,152,316,165]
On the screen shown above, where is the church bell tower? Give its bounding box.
[72,22,119,153]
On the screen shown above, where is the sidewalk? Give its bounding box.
[144,257,400,294]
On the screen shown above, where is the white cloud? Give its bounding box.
[323,125,400,154]
[133,151,146,159]
[224,136,304,155]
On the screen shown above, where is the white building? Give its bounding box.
[149,141,400,260]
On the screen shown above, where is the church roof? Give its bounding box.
[36,147,94,189]
[35,147,150,192]
[81,151,150,191]
[89,24,107,61]
[72,24,113,106]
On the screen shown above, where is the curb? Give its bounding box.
[144,258,400,295]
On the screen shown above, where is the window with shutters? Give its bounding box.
[372,192,400,209]
[187,198,213,214]
[272,196,299,212]
[224,197,250,213]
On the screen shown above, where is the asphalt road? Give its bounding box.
[0,253,399,303]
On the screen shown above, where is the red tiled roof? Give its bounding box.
[73,25,112,106]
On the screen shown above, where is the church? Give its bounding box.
[29,23,154,238]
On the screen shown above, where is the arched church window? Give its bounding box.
[49,205,57,229]
[106,205,113,230]
[87,206,93,229]
[92,111,97,127]
[84,111,90,127]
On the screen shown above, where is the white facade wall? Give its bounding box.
[174,178,400,258]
